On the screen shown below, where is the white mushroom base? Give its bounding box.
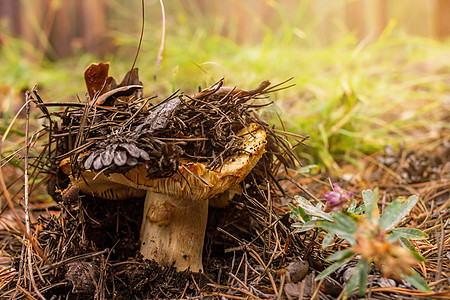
[140,191,208,272]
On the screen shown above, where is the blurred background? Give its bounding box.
[1,0,449,171]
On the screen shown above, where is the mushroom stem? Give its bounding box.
[140,191,208,272]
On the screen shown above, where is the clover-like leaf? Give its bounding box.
[84,151,97,170]
[93,155,103,170]
[101,147,114,166]
[121,143,141,158]
[139,149,150,161]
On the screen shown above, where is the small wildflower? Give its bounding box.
[353,218,417,280]
[324,183,353,212]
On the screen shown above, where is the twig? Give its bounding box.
[128,0,145,80]
[310,278,323,300]
[180,280,189,299]
[27,245,45,300]
[190,274,200,293]
[276,273,285,300]
[24,95,46,300]
[228,272,250,291]
[298,279,306,300]
[435,216,445,283]
[41,249,110,272]
[16,284,38,300]
[208,292,247,300]
[153,0,166,79]
[0,100,49,264]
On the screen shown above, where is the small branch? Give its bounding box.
[0,100,49,265]
[129,0,145,78]
[153,0,166,80]
[24,94,46,300]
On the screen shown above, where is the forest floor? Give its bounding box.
[0,89,448,299]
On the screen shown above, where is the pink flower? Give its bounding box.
[324,183,353,212]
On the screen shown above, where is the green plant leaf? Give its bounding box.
[345,259,369,297]
[362,189,378,220]
[294,196,333,221]
[297,206,311,222]
[380,195,418,231]
[318,221,356,245]
[316,254,355,281]
[398,238,427,262]
[353,204,366,214]
[322,232,335,249]
[333,212,357,234]
[357,259,369,296]
[401,271,431,292]
[401,195,419,213]
[347,200,357,213]
[326,249,354,262]
[297,164,319,174]
[399,237,416,251]
[385,231,402,243]
[292,220,318,233]
[343,211,360,222]
[386,228,429,243]
[379,199,402,230]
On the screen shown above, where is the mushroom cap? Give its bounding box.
[60,123,266,204]
[59,153,146,200]
[108,123,266,205]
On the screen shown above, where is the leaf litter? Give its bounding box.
[0,62,449,299]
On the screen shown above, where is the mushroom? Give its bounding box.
[60,123,266,272]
